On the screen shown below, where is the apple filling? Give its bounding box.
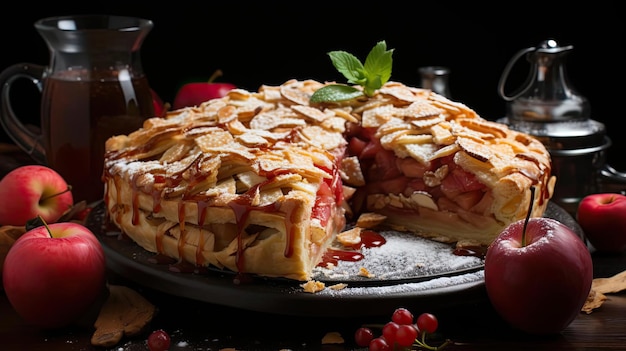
[343,129,500,243]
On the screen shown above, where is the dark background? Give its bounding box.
[1,1,624,169]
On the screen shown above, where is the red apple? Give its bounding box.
[484,217,593,334]
[2,221,106,329]
[0,165,74,226]
[172,69,236,109]
[576,193,626,253]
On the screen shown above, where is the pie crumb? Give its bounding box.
[328,283,348,290]
[337,227,362,246]
[356,212,387,228]
[300,280,326,293]
[358,267,375,278]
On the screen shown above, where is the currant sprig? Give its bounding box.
[354,308,453,350]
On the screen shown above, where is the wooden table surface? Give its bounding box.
[2,143,626,351]
[2,253,626,351]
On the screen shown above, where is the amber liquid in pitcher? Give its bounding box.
[40,69,153,204]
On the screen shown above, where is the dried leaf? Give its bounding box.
[592,270,626,294]
[581,270,626,314]
[582,289,607,314]
[91,285,156,347]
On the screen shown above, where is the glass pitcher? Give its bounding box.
[0,15,155,204]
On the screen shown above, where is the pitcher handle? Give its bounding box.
[0,63,47,165]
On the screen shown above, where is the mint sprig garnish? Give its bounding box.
[310,41,394,103]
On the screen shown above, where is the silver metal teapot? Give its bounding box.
[497,39,626,214]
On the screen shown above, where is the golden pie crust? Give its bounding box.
[103,79,555,281]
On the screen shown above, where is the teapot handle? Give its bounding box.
[0,63,47,165]
[600,164,626,184]
[497,47,536,102]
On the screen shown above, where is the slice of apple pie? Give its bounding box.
[103,79,555,281]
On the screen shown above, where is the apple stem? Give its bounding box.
[38,215,54,239]
[39,185,72,203]
[521,186,536,247]
[208,69,224,84]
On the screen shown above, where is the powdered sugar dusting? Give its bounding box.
[315,270,484,297]
[111,159,162,179]
[313,230,483,282]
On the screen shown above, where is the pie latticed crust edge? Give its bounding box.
[103,79,556,281]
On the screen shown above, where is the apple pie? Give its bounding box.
[103,79,556,281]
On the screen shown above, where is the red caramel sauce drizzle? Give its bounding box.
[317,230,386,267]
[227,183,280,269]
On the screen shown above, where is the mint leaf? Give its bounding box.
[363,41,393,95]
[309,84,364,104]
[328,51,366,85]
[310,41,394,103]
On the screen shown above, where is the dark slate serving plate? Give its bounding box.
[86,201,582,317]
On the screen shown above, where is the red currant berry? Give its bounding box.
[369,336,392,351]
[147,329,171,351]
[391,307,414,325]
[382,321,399,345]
[417,312,439,334]
[354,327,374,347]
[395,323,418,347]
